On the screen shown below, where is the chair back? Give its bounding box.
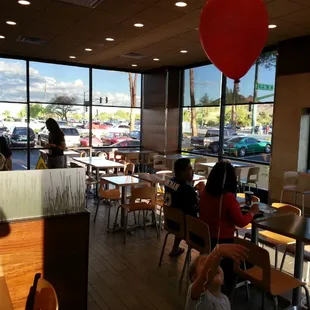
[235,167,242,183]
[247,167,260,183]
[127,153,139,162]
[80,151,86,157]
[33,274,59,310]
[277,204,301,216]
[194,158,208,175]
[236,193,260,203]
[234,238,271,292]
[130,186,156,204]
[97,152,107,159]
[125,162,135,175]
[99,179,120,198]
[163,205,185,240]
[283,171,299,187]
[185,215,211,254]
[153,155,166,166]
[147,152,159,164]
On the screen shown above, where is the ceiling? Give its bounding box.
[1,0,310,71]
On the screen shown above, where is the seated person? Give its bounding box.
[199,161,259,295]
[186,243,248,310]
[164,158,200,257]
[0,153,8,171]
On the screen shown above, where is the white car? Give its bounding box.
[38,126,81,148]
[108,124,130,134]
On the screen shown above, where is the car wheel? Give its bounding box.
[211,143,219,153]
[265,144,271,153]
[238,148,246,157]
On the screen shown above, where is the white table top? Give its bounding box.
[114,149,153,155]
[72,157,125,169]
[199,161,254,169]
[134,173,207,184]
[164,154,201,160]
[101,175,147,186]
[40,149,80,156]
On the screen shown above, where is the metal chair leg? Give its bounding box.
[302,285,310,309]
[302,194,305,216]
[179,248,191,294]
[280,250,287,271]
[106,202,111,230]
[94,198,101,222]
[275,247,278,269]
[280,190,284,203]
[158,232,170,267]
[273,296,278,310]
[113,206,121,231]
[123,212,128,244]
[152,210,160,238]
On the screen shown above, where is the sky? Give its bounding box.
[0,58,142,116]
[183,61,276,106]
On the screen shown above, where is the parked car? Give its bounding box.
[101,132,131,145]
[129,130,140,140]
[80,135,103,147]
[108,124,130,133]
[4,126,35,147]
[223,136,271,157]
[191,128,237,151]
[224,124,241,130]
[38,126,81,147]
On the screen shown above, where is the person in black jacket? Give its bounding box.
[0,136,12,170]
[164,158,200,257]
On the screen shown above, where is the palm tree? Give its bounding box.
[128,73,137,131]
[189,69,198,136]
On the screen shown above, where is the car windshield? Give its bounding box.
[13,127,27,135]
[61,128,79,136]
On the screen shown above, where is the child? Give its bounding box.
[185,243,248,310]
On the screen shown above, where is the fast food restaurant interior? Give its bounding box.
[2,0,310,309]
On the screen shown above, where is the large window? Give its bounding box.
[0,58,142,170]
[181,51,277,189]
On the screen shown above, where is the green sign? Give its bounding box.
[256,83,274,91]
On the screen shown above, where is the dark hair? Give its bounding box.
[46,118,63,137]
[205,161,237,197]
[174,158,191,177]
[0,136,11,158]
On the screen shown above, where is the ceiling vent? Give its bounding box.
[55,0,105,8]
[16,36,47,45]
[121,52,147,59]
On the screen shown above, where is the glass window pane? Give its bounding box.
[89,106,140,148]
[29,62,89,105]
[181,106,221,155]
[0,58,27,102]
[226,65,255,104]
[256,51,277,103]
[224,103,273,166]
[183,65,222,107]
[92,70,141,107]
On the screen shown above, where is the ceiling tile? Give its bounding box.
[267,0,307,18]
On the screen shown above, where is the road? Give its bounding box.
[11,150,41,170]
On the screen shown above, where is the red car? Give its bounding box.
[101,132,132,145]
[86,121,112,130]
[80,136,104,147]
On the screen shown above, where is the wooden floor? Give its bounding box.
[87,200,308,310]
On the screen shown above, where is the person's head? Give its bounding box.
[174,158,193,182]
[0,136,8,149]
[188,255,224,287]
[46,118,61,134]
[205,160,237,197]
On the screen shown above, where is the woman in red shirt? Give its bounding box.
[199,161,259,296]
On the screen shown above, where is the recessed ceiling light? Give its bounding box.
[175,1,187,7]
[180,50,188,53]
[18,0,31,5]
[105,37,114,41]
[0,35,5,39]
[6,21,17,26]
[153,58,160,61]
[69,56,76,59]
[268,24,277,29]
[85,48,92,52]
[134,23,144,28]
[132,64,137,67]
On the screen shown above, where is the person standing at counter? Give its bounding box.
[45,118,66,169]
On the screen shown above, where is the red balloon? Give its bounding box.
[199,0,268,83]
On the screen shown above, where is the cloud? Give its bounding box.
[0,60,140,111]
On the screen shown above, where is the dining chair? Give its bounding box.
[124,162,135,175]
[113,186,159,243]
[179,215,211,293]
[235,167,242,192]
[153,155,168,172]
[145,152,158,172]
[232,238,309,310]
[244,204,301,268]
[158,206,185,267]
[27,273,58,310]
[194,157,208,176]
[94,179,121,230]
[280,171,310,216]
[242,167,260,193]
[96,151,108,159]
[272,202,296,209]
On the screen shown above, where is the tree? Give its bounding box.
[20,104,45,119]
[46,96,78,121]
[128,73,137,131]
[3,110,10,118]
[189,68,198,136]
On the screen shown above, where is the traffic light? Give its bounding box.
[99,97,102,103]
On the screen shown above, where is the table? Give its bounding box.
[101,175,147,226]
[40,149,80,167]
[114,149,153,171]
[252,213,310,306]
[163,154,201,160]
[199,161,254,169]
[0,276,13,310]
